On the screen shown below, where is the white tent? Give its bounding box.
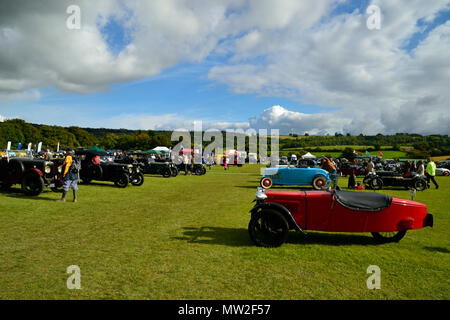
[153,146,170,153]
[301,152,316,159]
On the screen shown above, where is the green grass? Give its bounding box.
[0,165,448,299]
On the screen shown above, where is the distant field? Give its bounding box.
[0,164,448,299]
[280,145,408,159]
[432,156,450,162]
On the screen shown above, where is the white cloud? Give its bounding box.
[0,0,449,134]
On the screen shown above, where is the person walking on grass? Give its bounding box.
[57,149,80,202]
[426,157,439,189]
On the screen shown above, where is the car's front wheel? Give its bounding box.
[248,209,289,247]
[114,173,129,188]
[369,177,383,190]
[260,177,273,189]
[131,172,145,186]
[21,173,44,196]
[371,231,406,243]
[162,167,172,178]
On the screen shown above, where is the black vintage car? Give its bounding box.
[76,150,134,188]
[363,171,428,191]
[113,157,145,186]
[175,162,207,175]
[0,157,59,196]
[138,157,175,178]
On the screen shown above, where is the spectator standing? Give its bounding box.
[426,158,439,189]
[417,160,425,176]
[57,149,79,202]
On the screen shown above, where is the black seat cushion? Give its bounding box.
[335,190,392,212]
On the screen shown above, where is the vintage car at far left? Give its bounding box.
[248,187,433,247]
[0,157,60,196]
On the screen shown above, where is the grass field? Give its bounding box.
[0,165,449,300]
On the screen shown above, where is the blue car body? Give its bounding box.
[262,166,331,188]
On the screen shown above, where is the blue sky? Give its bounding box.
[0,0,449,134]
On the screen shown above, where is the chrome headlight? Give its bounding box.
[44,166,52,174]
[57,166,62,173]
[136,167,140,173]
[255,187,267,201]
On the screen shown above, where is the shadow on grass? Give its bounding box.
[172,226,253,247]
[3,191,57,201]
[423,246,450,254]
[288,232,378,246]
[173,226,378,247]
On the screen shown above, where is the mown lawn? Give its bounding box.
[0,165,448,299]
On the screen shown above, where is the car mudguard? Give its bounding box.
[250,202,306,234]
[27,168,44,177]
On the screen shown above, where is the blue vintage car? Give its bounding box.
[260,166,331,190]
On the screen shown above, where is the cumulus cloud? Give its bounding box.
[209,0,450,134]
[0,0,449,134]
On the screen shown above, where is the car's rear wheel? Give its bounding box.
[171,167,179,177]
[371,231,406,243]
[312,176,327,190]
[21,173,44,196]
[369,177,383,190]
[114,173,129,188]
[260,177,273,189]
[248,209,289,247]
[131,172,145,186]
[0,181,12,191]
[444,171,449,176]
[414,178,427,191]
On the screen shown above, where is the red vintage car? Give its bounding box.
[248,188,433,247]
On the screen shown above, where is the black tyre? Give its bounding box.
[0,181,12,191]
[162,167,171,178]
[171,166,179,177]
[369,177,383,190]
[371,231,406,243]
[248,209,289,247]
[414,178,427,191]
[114,173,129,188]
[131,172,145,186]
[195,166,206,175]
[312,176,327,190]
[21,173,44,196]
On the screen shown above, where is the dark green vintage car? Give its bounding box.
[139,158,175,178]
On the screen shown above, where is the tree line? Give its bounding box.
[1,119,449,157]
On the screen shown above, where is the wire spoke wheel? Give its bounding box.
[371,231,406,243]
